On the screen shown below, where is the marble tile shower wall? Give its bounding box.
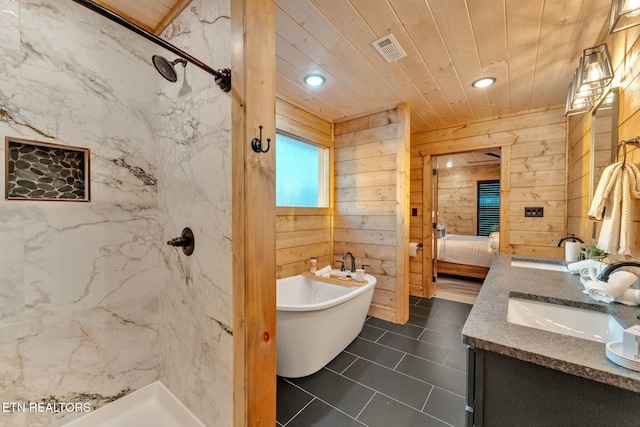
[0,1,160,426]
[156,1,233,426]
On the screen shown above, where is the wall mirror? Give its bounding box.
[590,87,619,204]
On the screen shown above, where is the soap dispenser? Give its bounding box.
[556,234,584,262]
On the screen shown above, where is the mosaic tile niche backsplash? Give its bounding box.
[6,138,89,201]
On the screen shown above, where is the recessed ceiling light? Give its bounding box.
[472,77,496,88]
[304,74,325,86]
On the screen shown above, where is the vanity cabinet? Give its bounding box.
[466,347,640,427]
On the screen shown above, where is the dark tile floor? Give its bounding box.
[277,297,473,427]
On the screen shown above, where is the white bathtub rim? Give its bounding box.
[277,272,376,312]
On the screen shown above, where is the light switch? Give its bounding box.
[524,207,543,218]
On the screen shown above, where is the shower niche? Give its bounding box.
[5,137,90,201]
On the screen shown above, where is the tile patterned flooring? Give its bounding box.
[276,297,472,427]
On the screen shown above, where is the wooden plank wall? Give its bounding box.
[437,164,501,235]
[411,108,567,296]
[275,98,334,278]
[567,28,640,260]
[334,106,410,324]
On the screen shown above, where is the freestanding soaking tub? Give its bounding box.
[276,269,377,378]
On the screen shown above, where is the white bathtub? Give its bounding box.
[276,270,377,378]
[63,381,204,427]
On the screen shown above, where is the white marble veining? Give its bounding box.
[0,0,21,76]
[23,202,159,318]
[0,203,25,325]
[157,0,233,425]
[20,0,157,113]
[0,1,162,426]
[0,296,159,427]
[157,0,231,101]
[0,0,233,425]
[156,88,232,205]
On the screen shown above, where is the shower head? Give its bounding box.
[152,55,187,82]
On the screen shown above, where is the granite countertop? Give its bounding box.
[461,254,640,393]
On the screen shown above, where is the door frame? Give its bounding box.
[418,139,515,298]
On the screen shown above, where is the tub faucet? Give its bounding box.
[556,234,584,247]
[596,261,640,282]
[343,252,356,273]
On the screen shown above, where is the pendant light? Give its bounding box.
[610,0,640,33]
[565,44,614,116]
[576,44,614,93]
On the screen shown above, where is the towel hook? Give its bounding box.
[251,125,271,153]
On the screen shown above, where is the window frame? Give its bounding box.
[275,130,331,211]
[476,179,500,237]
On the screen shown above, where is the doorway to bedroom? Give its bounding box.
[429,148,501,304]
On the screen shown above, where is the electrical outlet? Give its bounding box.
[412,208,418,217]
[524,207,544,218]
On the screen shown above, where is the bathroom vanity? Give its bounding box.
[461,254,640,427]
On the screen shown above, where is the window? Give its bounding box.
[276,132,329,207]
[477,180,500,236]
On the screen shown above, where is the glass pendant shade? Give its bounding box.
[610,0,640,33]
[566,78,594,116]
[565,44,614,116]
[572,67,602,100]
[577,44,614,92]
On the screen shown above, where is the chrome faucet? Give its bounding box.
[556,234,584,247]
[596,261,640,282]
[343,252,356,273]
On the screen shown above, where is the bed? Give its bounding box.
[436,232,499,279]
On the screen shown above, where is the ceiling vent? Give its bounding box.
[372,34,407,62]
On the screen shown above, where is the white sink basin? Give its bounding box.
[507,297,624,343]
[510,257,568,272]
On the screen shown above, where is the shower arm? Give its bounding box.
[71,0,231,92]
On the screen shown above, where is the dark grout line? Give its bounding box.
[393,352,407,370]
[347,334,453,369]
[357,389,455,427]
[355,391,377,420]
[281,396,316,427]
[421,385,434,412]
[374,330,387,343]
[442,350,466,374]
[343,349,455,393]
[284,380,368,426]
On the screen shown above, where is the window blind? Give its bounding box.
[477,180,500,236]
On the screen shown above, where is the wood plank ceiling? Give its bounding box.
[96,0,612,134]
[91,0,191,35]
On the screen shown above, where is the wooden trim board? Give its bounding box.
[232,0,277,426]
[437,261,489,279]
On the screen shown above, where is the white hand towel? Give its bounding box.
[583,279,615,302]
[618,164,640,254]
[315,265,331,276]
[583,271,638,303]
[587,288,615,303]
[616,288,640,306]
[591,162,640,255]
[567,259,607,275]
[588,163,622,219]
[597,170,623,254]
